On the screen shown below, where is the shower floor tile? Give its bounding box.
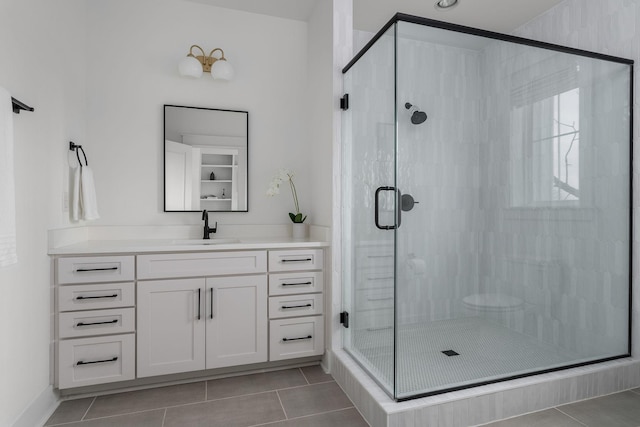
[351,317,601,398]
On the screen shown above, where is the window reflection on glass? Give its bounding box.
[511,86,580,207]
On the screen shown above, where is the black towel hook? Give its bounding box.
[69,141,88,167]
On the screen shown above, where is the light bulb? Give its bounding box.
[211,59,234,81]
[178,55,203,78]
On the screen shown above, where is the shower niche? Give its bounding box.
[341,14,632,401]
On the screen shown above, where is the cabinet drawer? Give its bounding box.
[59,308,135,338]
[58,334,135,389]
[355,288,394,311]
[57,256,135,284]
[268,249,323,272]
[355,267,394,291]
[269,316,324,361]
[58,282,135,311]
[269,271,323,296]
[269,294,323,319]
[356,245,394,269]
[137,251,267,279]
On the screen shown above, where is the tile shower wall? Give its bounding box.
[347,28,483,330]
[395,32,482,325]
[475,1,632,358]
[512,0,639,359]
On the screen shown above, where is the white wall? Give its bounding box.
[0,1,87,425]
[84,0,311,226]
[1,0,335,424]
[307,0,335,227]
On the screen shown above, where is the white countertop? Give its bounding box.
[48,237,330,255]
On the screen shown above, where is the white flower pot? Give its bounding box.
[291,223,308,240]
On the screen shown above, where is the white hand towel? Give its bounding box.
[0,87,17,266]
[71,165,81,221]
[80,166,100,221]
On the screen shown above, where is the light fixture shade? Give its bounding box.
[178,55,203,78]
[435,0,458,9]
[211,59,234,81]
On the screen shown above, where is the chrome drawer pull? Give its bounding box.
[76,356,118,366]
[367,255,392,259]
[75,267,118,272]
[282,335,312,342]
[281,282,312,287]
[366,276,393,281]
[76,319,118,327]
[281,304,312,310]
[366,326,393,332]
[75,294,118,300]
[367,297,394,301]
[281,258,312,263]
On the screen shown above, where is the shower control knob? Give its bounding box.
[401,194,418,212]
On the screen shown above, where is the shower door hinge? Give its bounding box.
[340,311,349,328]
[340,94,349,110]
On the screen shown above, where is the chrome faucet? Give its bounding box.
[202,210,217,239]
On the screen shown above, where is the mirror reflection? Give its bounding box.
[164,105,248,212]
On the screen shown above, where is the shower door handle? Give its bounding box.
[375,186,401,230]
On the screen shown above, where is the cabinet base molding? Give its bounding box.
[58,357,323,398]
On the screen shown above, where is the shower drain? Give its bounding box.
[441,350,459,357]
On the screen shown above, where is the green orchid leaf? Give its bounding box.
[289,212,296,222]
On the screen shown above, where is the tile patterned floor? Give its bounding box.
[482,387,640,427]
[45,368,640,427]
[44,366,369,427]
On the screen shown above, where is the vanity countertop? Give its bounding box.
[48,237,330,255]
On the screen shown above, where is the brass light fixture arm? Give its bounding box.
[187,45,226,73]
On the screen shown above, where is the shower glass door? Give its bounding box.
[341,25,397,395]
[392,19,631,400]
[343,15,630,401]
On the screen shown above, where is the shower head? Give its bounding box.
[404,102,427,125]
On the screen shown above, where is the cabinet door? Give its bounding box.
[137,279,205,377]
[205,275,267,369]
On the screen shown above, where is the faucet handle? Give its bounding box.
[211,221,218,233]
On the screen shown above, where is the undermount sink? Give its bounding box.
[170,238,240,245]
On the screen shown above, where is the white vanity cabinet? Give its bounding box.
[136,251,268,378]
[53,243,326,390]
[268,249,325,361]
[55,256,136,389]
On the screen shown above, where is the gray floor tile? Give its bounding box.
[207,368,307,400]
[45,397,95,425]
[164,391,285,427]
[301,365,333,384]
[481,409,584,427]
[51,409,165,427]
[261,408,369,427]
[277,381,354,419]
[85,381,205,419]
[558,391,640,427]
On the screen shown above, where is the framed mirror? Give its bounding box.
[164,105,248,212]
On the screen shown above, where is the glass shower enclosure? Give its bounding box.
[341,13,632,401]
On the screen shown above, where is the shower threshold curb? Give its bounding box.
[330,348,640,427]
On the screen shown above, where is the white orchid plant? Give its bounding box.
[267,168,307,223]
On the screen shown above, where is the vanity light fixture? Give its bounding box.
[178,45,234,81]
[435,0,458,10]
